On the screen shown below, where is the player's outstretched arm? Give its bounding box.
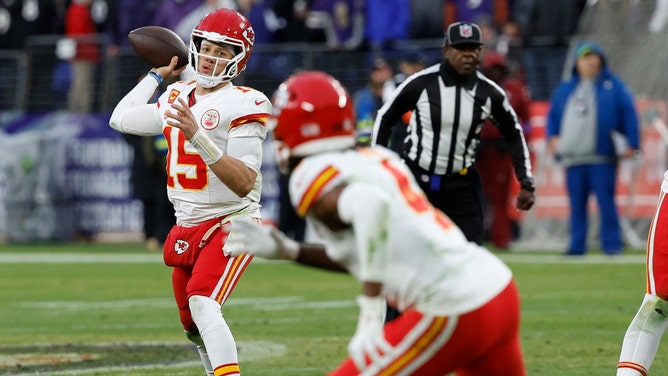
[224,218,346,272]
[224,217,300,259]
[348,291,392,370]
[110,56,183,135]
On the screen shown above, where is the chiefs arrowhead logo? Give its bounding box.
[243,26,255,45]
[174,239,190,255]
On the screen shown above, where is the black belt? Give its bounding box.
[404,160,470,191]
[404,159,470,176]
[446,167,469,177]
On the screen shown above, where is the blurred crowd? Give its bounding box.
[0,0,587,101]
[0,0,594,126]
[0,0,587,49]
[0,0,588,248]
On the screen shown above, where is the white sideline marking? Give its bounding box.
[13,296,355,312]
[0,253,163,264]
[0,252,281,264]
[0,252,647,265]
[498,253,646,264]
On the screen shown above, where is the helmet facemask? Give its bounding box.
[189,33,248,88]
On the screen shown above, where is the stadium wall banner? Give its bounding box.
[0,113,280,242]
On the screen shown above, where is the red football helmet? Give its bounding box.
[189,8,255,87]
[271,71,356,160]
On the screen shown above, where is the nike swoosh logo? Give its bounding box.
[255,100,266,106]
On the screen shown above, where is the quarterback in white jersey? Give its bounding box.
[157,78,268,225]
[109,9,268,376]
[224,71,527,375]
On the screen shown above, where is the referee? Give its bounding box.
[372,21,535,245]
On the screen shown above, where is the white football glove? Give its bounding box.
[348,295,393,370]
[223,217,300,260]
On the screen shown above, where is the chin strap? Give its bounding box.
[196,75,224,89]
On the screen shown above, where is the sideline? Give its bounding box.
[0,252,286,264]
[0,253,163,264]
[498,253,646,264]
[0,252,647,265]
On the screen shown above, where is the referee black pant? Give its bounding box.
[406,161,484,245]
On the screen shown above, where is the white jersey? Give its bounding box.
[110,76,271,225]
[156,80,270,225]
[289,146,512,316]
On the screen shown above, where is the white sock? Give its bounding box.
[185,331,214,376]
[616,369,644,376]
[617,294,668,375]
[189,295,240,376]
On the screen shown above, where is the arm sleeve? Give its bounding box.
[371,80,417,147]
[226,135,264,173]
[109,76,163,136]
[337,183,390,282]
[227,121,268,172]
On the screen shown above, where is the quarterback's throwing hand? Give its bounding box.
[223,217,300,260]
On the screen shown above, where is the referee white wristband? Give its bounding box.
[189,129,224,165]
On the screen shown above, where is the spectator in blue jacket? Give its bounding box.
[546,40,640,256]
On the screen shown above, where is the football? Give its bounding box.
[128,26,189,69]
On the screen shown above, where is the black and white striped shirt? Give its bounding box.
[371,61,533,182]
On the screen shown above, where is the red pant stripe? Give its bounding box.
[213,253,252,304]
[379,316,449,376]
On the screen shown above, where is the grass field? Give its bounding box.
[0,242,662,375]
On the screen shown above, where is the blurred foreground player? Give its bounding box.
[109,9,269,376]
[224,71,526,375]
[617,170,668,376]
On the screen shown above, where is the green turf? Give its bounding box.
[0,243,662,375]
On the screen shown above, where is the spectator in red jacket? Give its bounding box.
[475,52,533,249]
[64,0,101,112]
